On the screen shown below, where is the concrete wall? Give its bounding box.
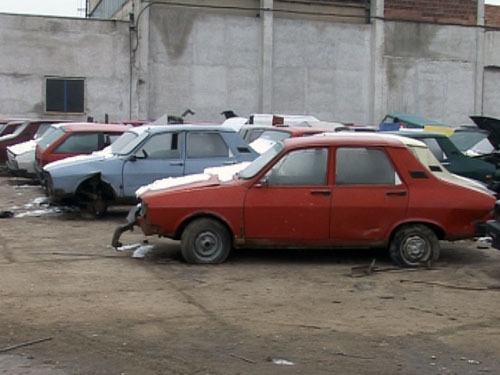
[148,6,262,122]
[0,13,130,122]
[272,17,371,124]
[482,31,500,118]
[2,2,500,126]
[379,21,479,125]
[145,3,371,124]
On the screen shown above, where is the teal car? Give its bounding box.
[389,131,496,183]
[380,113,445,131]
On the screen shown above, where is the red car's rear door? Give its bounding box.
[330,147,409,245]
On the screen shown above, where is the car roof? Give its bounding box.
[241,125,325,135]
[284,132,408,148]
[61,123,130,132]
[130,125,236,134]
[387,130,447,139]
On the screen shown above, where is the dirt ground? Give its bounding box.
[1,175,500,375]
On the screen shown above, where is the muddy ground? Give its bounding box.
[1,175,500,375]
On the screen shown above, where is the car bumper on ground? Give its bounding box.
[111,204,141,248]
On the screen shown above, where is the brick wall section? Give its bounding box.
[385,0,477,26]
[486,5,500,27]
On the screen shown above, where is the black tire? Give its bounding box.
[389,224,440,267]
[181,218,231,264]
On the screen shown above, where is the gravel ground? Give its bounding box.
[1,175,500,374]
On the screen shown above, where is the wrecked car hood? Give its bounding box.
[44,151,115,171]
[470,116,500,150]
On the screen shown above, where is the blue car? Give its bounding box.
[44,125,259,215]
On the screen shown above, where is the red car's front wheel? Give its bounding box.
[181,218,231,264]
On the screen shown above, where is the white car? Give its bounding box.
[6,123,61,177]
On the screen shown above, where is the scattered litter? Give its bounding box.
[269,358,294,366]
[132,244,154,258]
[476,237,492,243]
[476,236,492,249]
[115,243,142,252]
[11,196,79,218]
[350,259,433,277]
[15,208,61,218]
[0,337,53,353]
[468,359,481,365]
[116,241,154,259]
[400,279,500,291]
[0,210,14,218]
[229,353,255,364]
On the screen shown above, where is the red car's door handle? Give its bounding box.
[310,189,331,196]
[386,190,407,196]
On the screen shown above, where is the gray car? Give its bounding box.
[44,125,258,215]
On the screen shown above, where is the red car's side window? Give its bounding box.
[54,133,99,154]
[335,147,401,186]
[265,148,328,186]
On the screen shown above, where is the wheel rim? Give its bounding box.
[401,234,430,265]
[194,230,222,261]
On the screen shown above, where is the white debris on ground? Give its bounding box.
[115,243,142,252]
[476,237,492,243]
[271,359,295,366]
[132,244,154,258]
[115,242,154,259]
[15,208,62,218]
[12,197,79,218]
[24,196,49,208]
[136,162,251,197]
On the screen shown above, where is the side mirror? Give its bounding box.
[129,149,148,161]
[254,176,268,188]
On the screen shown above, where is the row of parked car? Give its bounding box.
[2,113,500,267]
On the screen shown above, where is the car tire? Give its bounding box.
[389,224,440,267]
[181,218,231,264]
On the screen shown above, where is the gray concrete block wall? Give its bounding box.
[381,21,479,125]
[0,13,130,122]
[148,8,261,122]
[272,18,371,124]
[2,3,500,126]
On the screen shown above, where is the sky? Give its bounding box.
[0,0,499,18]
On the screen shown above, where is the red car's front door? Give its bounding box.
[244,147,331,243]
[330,147,409,245]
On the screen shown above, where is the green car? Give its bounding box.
[380,113,445,130]
[389,130,496,183]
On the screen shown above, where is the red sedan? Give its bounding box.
[114,134,495,267]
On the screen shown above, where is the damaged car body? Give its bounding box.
[114,134,496,267]
[44,125,258,215]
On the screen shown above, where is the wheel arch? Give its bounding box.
[389,221,446,243]
[175,213,235,243]
[75,173,117,202]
